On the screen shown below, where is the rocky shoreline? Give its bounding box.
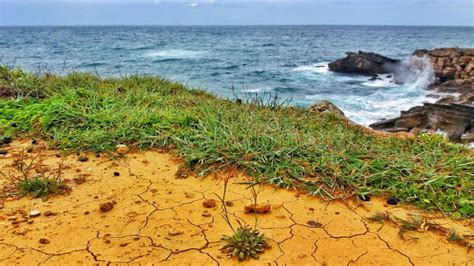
[326,48,474,145]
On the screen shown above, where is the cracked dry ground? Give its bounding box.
[0,140,473,265]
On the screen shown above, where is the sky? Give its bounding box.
[0,0,473,26]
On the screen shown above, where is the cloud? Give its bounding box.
[188,2,198,6]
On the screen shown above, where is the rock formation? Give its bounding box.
[328,51,401,76]
[370,103,474,142]
[327,48,474,144]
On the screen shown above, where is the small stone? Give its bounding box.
[168,228,183,236]
[8,216,17,221]
[298,253,307,259]
[0,205,3,209]
[244,204,271,214]
[78,155,89,162]
[359,195,371,202]
[43,211,57,217]
[29,210,41,218]
[2,136,12,145]
[202,211,211,217]
[113,171,120,176]
[39,238,50,245]
[202,199,217,208]
[99,202,114,212]
[116,144,129,155]
[276,214,286,219]
[26,147,34,153]
[225,201,234,207]
[387,196,398,205]
[306,220,323,228]
[308,207,314,211]
[0,150,7,155]
[31,139,38,145]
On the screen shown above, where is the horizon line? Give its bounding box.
[1,24,473,27]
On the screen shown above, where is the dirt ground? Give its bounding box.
[0,139,472,265]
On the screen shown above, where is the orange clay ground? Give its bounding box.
[0,139,473,265]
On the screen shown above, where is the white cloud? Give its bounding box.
[189,2,198,6]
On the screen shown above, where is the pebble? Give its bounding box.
[8,216,17,221]
[99,202,114,212]
[202,199,217,208]
[39,238,50,245]
[168,228,183,236]
[202,211,211,217]
[78,155,89,162]
[116,144,129,155]
[225,201,234,207]
[386,196,398,205]
[29,210,41,218]
[44,211,57,217]
[307,220,323,228]
[276,214,286,219]
[113,171,120,176]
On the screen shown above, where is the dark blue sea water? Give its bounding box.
[1,25,473,124]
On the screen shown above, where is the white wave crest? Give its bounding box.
[144,49,206,59]
[293,62,329,74]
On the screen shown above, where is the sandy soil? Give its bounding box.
[0,139,472,265]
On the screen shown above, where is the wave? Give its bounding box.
[144,49,206,59]
[293,62,330,74]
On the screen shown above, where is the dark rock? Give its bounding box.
[369,75,381,81]
[78,155,89,162]
[1,136,12,145]
[306,220,323,228]
[359,195,371,202]
[113,171,120,176]
[370,103,474,142]
[99,202,114,212]
[31,139,38,145]
[386,196,398,205]
[39,238,50,245]
[328,51,401,76]
[0,150,7,155]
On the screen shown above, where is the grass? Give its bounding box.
[0,66,473,218]
[0,151,68,199]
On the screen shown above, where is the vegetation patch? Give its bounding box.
[0,66,473,218]
[0,151,69,200]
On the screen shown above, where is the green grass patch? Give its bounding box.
[0,66,473,218]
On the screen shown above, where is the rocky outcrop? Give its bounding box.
[413,48,474,83]
[309,100,346,117]
[328,51,401,76]
[370,103,474,142]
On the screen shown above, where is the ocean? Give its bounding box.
[1,25,473,125]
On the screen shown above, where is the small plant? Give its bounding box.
[220,226,270,261]
[216,169,270,261]
[0,151,68,200]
